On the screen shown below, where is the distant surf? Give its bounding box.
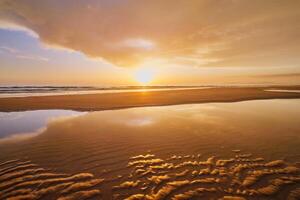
[0,86,209,98]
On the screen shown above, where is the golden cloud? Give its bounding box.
[0,0,299,67]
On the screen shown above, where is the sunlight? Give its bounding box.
[134,68,155,85]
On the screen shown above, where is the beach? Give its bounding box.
[0,86,300,112]
[0,88,300,199]
[1,1,300,199]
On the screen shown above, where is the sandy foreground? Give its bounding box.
[0,86,300,112]
[0,87,300,199]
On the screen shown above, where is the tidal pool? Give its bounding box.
[0,110,84,139]
[0,99,299,199]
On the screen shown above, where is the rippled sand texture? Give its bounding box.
[122,152,300,200]
[0,151,300,200]
[0,159,103,200]
[1,100,300,199]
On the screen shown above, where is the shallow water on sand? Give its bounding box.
[0,99,299,199]
[0,110,84,139]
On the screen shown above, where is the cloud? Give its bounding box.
[0,45,49,61]
[250,73,300,78]
[0,0,299,67]
[16,54,48,61]
[0,46,17,53]
[0,20,38,37]
[121,38,156,50]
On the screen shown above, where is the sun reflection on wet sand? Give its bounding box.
[0,99,300,199]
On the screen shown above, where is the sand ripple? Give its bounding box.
[0,160,103,200]
[0,150,299,199]
[121,151,300,200]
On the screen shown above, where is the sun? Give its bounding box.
[134,68,155,85]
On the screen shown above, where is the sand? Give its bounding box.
[0,86,300,112]
[0,88,300,199]
[1,152,299,200]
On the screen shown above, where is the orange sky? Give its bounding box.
[0,0,300,86]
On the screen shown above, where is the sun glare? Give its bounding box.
[134,68,155,85]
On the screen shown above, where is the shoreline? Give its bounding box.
[0,86,300,112]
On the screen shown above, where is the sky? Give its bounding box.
[0,0,300,86]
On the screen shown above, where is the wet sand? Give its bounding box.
[0,86,300,112]
[0,99,300,199]
[1,152,299,200]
